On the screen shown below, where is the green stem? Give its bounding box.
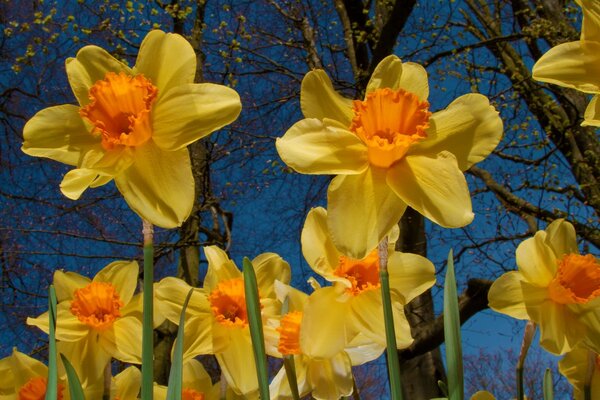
[584,350,596,400]
[379,238,403,400]
[516,367,524,400]
[516,321,536,400]
[142,220,154,400]
[45,285,57,400]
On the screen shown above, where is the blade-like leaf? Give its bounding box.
[243,257,270,399]
[444,250,463,400]
[166,288,194,400]
[142,238,154,400]
[60,354,86,400]
[543,368,554,400]
[45,285,58,400]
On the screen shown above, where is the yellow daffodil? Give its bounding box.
[27,260,143,383]
[559,347,600,400]
[0,348,69,400]
[532,0,600,126]
[22,30,241,228]
[153,359,219,400]
[264,282,354,400]
[488,219,600,354]
[155,246,290,396]
[470,391,496,400]
[276,55,503,258]
[299,207,436,352]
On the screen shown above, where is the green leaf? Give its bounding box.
[166,288,194,400]
[444,250,463,400]
[438,380,449,397]
[45,285,58,400]
[379,268,404,400]
[243,257,270,399]
[283,356,300,400]
[543,368,554,400]
[60,354,86,400]
[142,241,154,400]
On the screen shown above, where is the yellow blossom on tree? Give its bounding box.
[27,260,143,384]
[276,55,503,258]
[22,30,242,228]
[488,219,600,355]
[155,246,290,396]
[532,0,600,126]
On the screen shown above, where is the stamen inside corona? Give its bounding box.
[70,281,124,330]
[80,72,158,150]
[334,249,381,295]
[208,278,249,327]
[182,388,205,400]
[277,311,303,355]
[548,254,600,304]
[350,88,430,168]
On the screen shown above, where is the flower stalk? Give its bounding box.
[516,321,536,400]
[584,350,595,400]
[142,220,154,400]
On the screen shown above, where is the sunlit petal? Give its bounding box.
[515,232,556,286]
[300,70,353,125]
[388,252,436,304]
[93,260,139,306]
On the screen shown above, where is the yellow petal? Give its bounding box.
[300,287,348,359]
[58,335,111,384]
[300,70,354,125]
[532,41,600,93]
[182,359,212,393]
[153,384,168,400]
[583,94,600,126]
[544,219,579,258]
[114,141,193,228]
[413,93,503,171]
[252,253,291,298]
[216,328,258,395]
[388,252,436,304]
[487,271,529,320]
[345,333,385,365]
[93,260,139,306]
[0,352,15,393]
[112,366,141,400]
[100,316,142,363]
[22,105,99,166]
[273,280,308,312]
[269,357,310,399]
[10,349,47,389]
[26,312,49,334]
[367,56,429,101]
[60,169,100,200]
[534,301,584,355]
[307,354,353,400]
[79,145,135,176]
[180,315,217,361]
[580,0,600,41]
[66,45,131,106]
[55,302,90,341]
[387,152,474,228]
[155,277,209,324]
[276,118,368,175]
[203,246,241,291]
[515,231,556,286]
[134,30,196,94]
[53,270,90,302]
[470,391,496,400]
[152,83,241,151]
[328,168,407,259]
[301,207,342,277]
[558,347,600,400]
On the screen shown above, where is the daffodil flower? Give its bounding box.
[155,246,290,396]
[27,260,142,384]
[276,55,503,258]
[22,30,242,228]
[559,347,600,400]
[0,348,69,399]
[153,359,220,400]
[532,0,600,126]
[488,219,600,355]
[299,207,436,352]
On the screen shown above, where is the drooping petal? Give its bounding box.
[53,270,90,302]
[300,286,349,359]
[10,349,47,389]
[345,332,385,365]
[580,0,600,41]
[276,119,368,175]
[203,246,241,291]
[152,83,241,151]
[100,316,142,363]
[412,94,503,170]
[134,30,196,95]
[252,253,291,298]
[112,366,141,400]
[216,328,258,396]
[55,302,91,341]
[60,169,100,200]
[58,336,111,384]
[301,207,342,275]
[533,301,584,355]
[583,94,600,126]
[300,70,354,125]
[22,105,99,166]
[180,315,218,361]
[515,231,557,286]
[487,271,530,320]
[328,168,407,259]
[388,252,436,304]
[367,56,429,101]
[307,354,354,400]
[155,277,209,323]
[182,359,213,393]
[93,260,139,306]
[544,219,579,258]
[66,46,132,106]
[532,41,600,93]
[114,141,193,228]
[387,152,474,229]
